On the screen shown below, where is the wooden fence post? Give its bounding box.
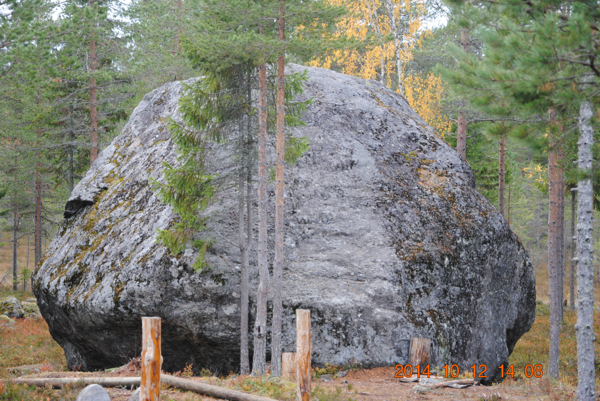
[141,317,162,401]
[282,352,296,381]
[296,310,311,401]
[408,338,431,370]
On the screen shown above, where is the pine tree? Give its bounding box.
[0,0,59,268]
[437,0,599,387]
[272,0,286,377]
[157,0,346,375]
[124,0,196,96]
[54,0,132,166]
[0,188,9,249]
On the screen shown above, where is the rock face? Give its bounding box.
[1,297,41,318]
[32,65,535,383]
[0,297,24,318]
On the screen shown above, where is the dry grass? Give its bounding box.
[510,261,600,391]
[534,261,600,306]
[509,304,600,387]
[0,302,67,380]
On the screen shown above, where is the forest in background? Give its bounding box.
[1,0,599,395]
[0,0,596,284]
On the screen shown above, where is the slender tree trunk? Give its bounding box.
[89,0,98,164]
[456,29,469,160]
[557,153,565,323]
[456,113,467,159]
[367,0,384,85]
[240,168,252,375]
[252,62,269,376]
[176,0,182,54]
[456,30,470,160]
[26,234,30,271]
[576,97,595,401]
[35,91,42,267]
[507,183,511,225]
[12,158,18,292]
[498,136,505,217]
[240,71,253,376]
[380,53,385,85]
[69,104,75,193]
[272,3,286,378]
[547,111,560,379]
[239,167,250,375]
[25,234,30,291]
[596,216,600,286]
[535,200,542,270]
[384,0,403,95]
[548,104,565,379]
[570,190,576,312]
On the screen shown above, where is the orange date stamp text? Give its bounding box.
[394,364,544,379]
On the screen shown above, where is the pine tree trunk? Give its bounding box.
[557,152,565,323]
[595,214,600,285]
[240,73,253,376]
[89,0,98,164]
[457,112,466,159]
[69,104,75,193]
[498,136,505,217]
[25,234,30,291]
[12,207,18,292]
[239,168,250,375]
[576,98,595,401]
[35,91,42,267]
[570,190,576,312]
[367,0,384,85]
[384,0,402,95]
[252,62,269,376]
[507,183,511,225]
[176,0,182,56]
[456,29,469,160]
[271,2,286,379]
[12,159,18,292]
[240,168,252,375]
[547,142,560,379]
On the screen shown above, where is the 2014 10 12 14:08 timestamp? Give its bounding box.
[395,363,544,379]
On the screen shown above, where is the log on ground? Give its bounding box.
[3,375,279,401]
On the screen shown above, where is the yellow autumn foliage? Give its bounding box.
[523,164,547,186]
[309,0,451,139]
[309,0,425,87]
[404,72,452,138]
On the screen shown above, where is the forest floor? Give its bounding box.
[1,242,600,400]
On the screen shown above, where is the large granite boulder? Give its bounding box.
[32,65,535,383]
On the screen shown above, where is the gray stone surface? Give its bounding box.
[128,388,140,401]
[75,384,111,401]
[21,301,40,317]
[32,65,535,383]
[0,297,24,318]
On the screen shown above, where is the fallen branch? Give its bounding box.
[2,375,280,401]
[434,378,475,388]
[161,375,279,401]
[3,377,140,389]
